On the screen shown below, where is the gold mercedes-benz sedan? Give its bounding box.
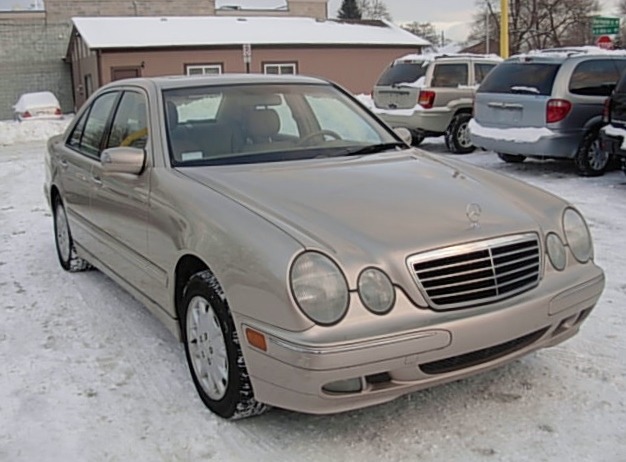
[45,74,605,420]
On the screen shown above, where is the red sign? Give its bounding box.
[596,35,614,50]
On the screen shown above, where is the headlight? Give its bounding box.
[563,208,593,263]
[546,233,566,270]
[358,268,395,314]
[290,252,349,325]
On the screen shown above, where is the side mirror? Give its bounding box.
[394,127,412,145]
[100,147,145,175]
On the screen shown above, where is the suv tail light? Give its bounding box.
[22,111,32,118]
[418,90,436,109]
[546,99,572,124]
[602,97,611,123]
[55,108,62,115]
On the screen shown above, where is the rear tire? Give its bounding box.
[445,114,475,154]
[53,196,90,272]
[497,153,527,163]
[181,270,269,420]
[574,129,610,177]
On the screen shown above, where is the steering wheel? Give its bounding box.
[298,129,342,146]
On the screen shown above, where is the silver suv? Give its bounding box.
[372,53,501,153]
[470,47,626,176]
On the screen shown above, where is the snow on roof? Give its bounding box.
[515,46,626,60]
[394,52,502,64]
[72,16,430,49]
[215,0,287,10]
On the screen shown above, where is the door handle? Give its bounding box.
[91,176,102,186]
[59,159,68,169]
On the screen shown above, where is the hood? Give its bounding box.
[180,151,544,267]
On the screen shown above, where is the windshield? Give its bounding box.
[376,63,428,86]
[164,83,399,166]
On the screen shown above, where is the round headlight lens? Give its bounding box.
[563,208,593,263]
[290,252,349,325]
[358,268,395,314]
[546,233,566,270]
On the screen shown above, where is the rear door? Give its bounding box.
[474,61,561,128]
[611,68,626,128]
[57,91,120,251]
[427,61,472,107]
[373,60,427,109]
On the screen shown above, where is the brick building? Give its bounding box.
[0,0,327,119]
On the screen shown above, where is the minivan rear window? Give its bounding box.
[477,62,560,96]
[376,63,427,86]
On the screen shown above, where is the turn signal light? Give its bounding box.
[602,97,611,123]
[245,328,267,351]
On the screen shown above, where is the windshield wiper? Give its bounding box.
[341,142,407,157]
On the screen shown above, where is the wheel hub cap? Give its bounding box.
[458,122,472,148]
[186,296,228,400]
[588,139,609,171]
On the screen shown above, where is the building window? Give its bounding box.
[186,64,223,76]
[263,63,297,75]
[84,74,93,98]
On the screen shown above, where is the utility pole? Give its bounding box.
[500,0,509,58]
[486,6,490,54]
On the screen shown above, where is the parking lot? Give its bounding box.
[1,135,625,462]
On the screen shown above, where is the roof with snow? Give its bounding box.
[71,16,430,49]
[215,0,288,11]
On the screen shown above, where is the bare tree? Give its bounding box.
[403,22,447,47]
[469,0,598,55]
[358,0,392,21]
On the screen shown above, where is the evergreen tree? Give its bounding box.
[338,0,362,20]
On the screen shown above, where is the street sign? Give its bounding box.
[242,43,252,64]
[592,16,620,36]
[596,35,614,50]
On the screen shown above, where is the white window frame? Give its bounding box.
[263,63,297,75]
[185,64,223,76]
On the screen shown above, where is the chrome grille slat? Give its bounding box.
[408,233,541,310]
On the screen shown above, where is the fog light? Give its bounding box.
[322,378,363,394]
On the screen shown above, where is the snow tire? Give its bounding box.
[181,270,269,420]
[53,196,91,272]
[574,129,610,177]
[445,113,475,154]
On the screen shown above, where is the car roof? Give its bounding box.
[394,52,502,64]
[507,46,626,64]
[103,73,331,91]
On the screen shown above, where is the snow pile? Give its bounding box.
[0,118,70,146]
[354,94,374,109]
[469,118,554,143]
[602,124,626,149]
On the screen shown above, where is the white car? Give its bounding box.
[13,91,62,121]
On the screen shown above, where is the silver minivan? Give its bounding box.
[470,48,626,176]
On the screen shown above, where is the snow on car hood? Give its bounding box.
[181,150,543,263]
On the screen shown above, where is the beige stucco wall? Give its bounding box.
[97,46,418,95]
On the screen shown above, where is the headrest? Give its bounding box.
[247,109,280,139]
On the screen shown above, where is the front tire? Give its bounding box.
[53,196,90,272]
[445,113,475,154]
[181,270,268,420]
[575,129,610,177]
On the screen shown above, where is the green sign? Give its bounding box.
[592,16,620,35]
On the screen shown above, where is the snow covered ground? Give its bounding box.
[1,122,625,462]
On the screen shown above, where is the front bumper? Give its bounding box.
[469,120,582,158]
[375,107,453,135]
[238,265,604,415]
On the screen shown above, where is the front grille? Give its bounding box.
[408,234,541,310]
[420,327,548,375]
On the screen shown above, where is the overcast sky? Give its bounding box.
[328,0,623,42]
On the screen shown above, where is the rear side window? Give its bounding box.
[376,63,427,86]
[431,63,468,87]
[474,63,497,85]
[616,67,626,93]
[569,59,623,96]
[478,62,560,95]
